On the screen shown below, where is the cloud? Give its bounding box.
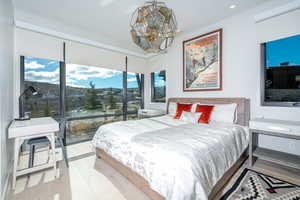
[127,77,137,82]
[24,62,123,88]
[66,64,122,81]
[66,83,87,88]
[25,61,46,69]
[155,79,165,87]
[48,61,58,65]
[66,77,76,83]
[25,68,59,84]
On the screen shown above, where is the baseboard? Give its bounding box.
[1,160,13,200]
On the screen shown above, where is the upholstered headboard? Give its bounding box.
[167,97,250,126]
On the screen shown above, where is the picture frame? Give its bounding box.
[183,29,222,92]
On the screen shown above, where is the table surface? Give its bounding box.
[250,118,300,136]
[9,117,59,138]
[250,118,300,126]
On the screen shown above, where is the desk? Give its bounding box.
[8,117,59,189]
[249,118,300,169]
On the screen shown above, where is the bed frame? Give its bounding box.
[96,97,250,200]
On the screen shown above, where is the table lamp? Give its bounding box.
[16,86,38,121]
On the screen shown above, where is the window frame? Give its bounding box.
[151,70,166,103]
[20,55,145,145]
[260,43,300,107]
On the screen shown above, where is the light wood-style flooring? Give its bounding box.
[8,142,300,200]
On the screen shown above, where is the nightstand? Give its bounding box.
[249,118,300,169]
[138,109,165,119]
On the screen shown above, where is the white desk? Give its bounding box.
[249,118,300,169]
[9,117,59,189]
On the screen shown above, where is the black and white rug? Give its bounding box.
[221,168,300,200]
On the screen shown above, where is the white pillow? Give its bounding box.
[180,111,202,123]
[210,103,237,123]
[168,102,177,116]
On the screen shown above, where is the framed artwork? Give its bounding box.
[183,29,222,92]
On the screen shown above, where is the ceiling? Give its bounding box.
[14,0,272,55]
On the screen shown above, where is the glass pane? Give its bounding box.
[65,64,123,118]
[266,34,300,67]
[65,64,124,143]
[66,115,123,144]
[264,35,300,102]
[24,57,60,118]
[153,71,166,102]
[127,72,142,120]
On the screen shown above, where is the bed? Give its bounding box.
[92,98,250,200]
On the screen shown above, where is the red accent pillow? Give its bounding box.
[195,104,214,124]
[174,103,193,119]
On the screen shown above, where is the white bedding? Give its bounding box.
[92,115,249,200]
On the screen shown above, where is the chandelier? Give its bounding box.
[130,0,178,53]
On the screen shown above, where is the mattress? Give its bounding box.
[92,115,249,200]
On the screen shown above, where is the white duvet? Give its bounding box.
[92,115,249,200]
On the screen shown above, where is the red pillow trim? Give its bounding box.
[174,103,192,119]
[195,104,214,124]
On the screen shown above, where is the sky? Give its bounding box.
[266,34,300,67]
[24,57,166,89]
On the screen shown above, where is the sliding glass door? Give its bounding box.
[21,56,144,145]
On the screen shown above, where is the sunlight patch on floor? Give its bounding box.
[9,141,149,200]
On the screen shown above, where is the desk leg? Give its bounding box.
[12,138,19,189]
[249,130,253,168]
[47,134,57,178]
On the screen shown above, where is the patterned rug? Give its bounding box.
[221,168,300,200]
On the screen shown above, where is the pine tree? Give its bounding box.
[107,87,117,109]
[65,96,70,112]
[29,104,34,113]
[85,81,101,110]
[44,100,50,116]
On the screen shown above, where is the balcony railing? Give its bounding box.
[65,110,138,145]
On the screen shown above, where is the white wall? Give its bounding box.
[145,1,300,155]
[0,0,15,198]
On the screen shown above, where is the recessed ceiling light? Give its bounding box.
[229,4,237,9]
[99,0,115,7]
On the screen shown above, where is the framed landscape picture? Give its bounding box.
[183,29,222,91]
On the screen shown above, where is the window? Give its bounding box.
[21,56,145,144]
[22,56,61,118]
[261,34,300,106]
[151,70,166,102]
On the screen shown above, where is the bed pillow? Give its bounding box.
[195,104,214,124]
[210,103,237,123]
[174,103,193,119]
[180,111,202,123]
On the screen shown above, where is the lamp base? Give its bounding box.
[15,116,31,121]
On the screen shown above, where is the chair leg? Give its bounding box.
[28,145,35,168]
[58,137,69,168]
